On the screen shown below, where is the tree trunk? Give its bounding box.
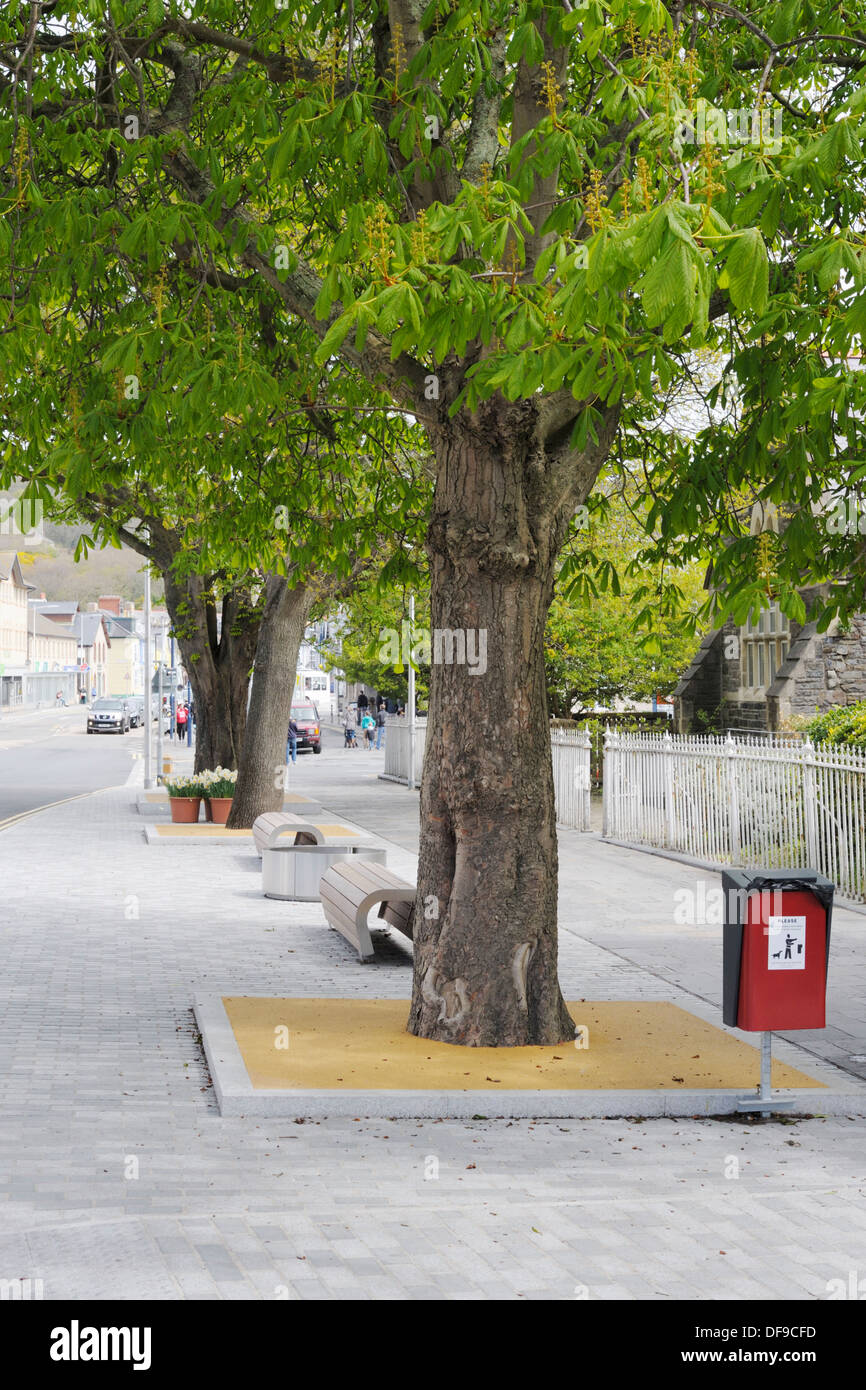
[184,637,252,772]
[226,577,313,827]
[160,568,260,773]
[408,404,577,1047]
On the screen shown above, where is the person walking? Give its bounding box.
[361,710,375,749]
[375,703,387,750]
[356,689,368,726]
[176,702,188,743]
[287,716,300,764]
[343,712,357,748]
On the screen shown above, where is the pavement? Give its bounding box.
[1,728,866,1300]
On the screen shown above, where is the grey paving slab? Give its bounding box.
[1,736,866,1300]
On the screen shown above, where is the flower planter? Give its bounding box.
[169,796,201,824]
[207,797,233,825]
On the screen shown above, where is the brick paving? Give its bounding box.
[0,737,864,1300]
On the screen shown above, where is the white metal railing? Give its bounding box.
[602,729,866,902]
[381,715,428,784]
[551,726,592,831]
[380,717,593,831]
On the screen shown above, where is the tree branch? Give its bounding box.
[509,17,569,273]
[461,28,507,184]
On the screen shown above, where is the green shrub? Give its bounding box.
[805,702,866,749]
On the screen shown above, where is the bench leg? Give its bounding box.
[356,914,375,962]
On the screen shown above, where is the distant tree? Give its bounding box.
[547,486,708,716]
[323,578,431,710]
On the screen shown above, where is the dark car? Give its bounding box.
[87,698,130,734]
[113,694,144,728]
[291,701,322,754]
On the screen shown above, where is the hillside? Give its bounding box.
[1,520,162,604]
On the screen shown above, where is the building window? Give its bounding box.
[741,604,790,692]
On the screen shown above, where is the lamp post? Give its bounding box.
[156,643,163,778]
[143,561,152,789]
[407,594,416,791]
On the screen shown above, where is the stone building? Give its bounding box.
[674,591,866,735]
[674,497,866,732]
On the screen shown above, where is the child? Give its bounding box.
[361,711,375,749]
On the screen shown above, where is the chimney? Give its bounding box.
[97,595,123,615]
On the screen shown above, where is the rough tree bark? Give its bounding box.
[106,514,262,773]
[159,565,260,773]
[227,576,313,827]
[408,396,618,1046]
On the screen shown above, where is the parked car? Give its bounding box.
[291,701,322,754]
[113,694,144,728]
[87,698,130,734]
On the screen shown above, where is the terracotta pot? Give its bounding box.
[207,796,233,825]
[169,796,201,824]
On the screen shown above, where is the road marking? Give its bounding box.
[0,789,98,835]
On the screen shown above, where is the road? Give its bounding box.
[0,705,140,824]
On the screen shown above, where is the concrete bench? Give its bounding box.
[319,860,416,962]
[252,812,354,857]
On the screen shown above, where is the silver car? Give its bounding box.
[87,698,130,734]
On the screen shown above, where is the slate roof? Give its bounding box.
[73,611,110,649]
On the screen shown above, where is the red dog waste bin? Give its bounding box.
[723,869,833,1032]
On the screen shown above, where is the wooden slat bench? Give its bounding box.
[319,860,417,962]
[252,812,331,856]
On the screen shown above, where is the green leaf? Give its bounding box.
[724,229,769,314]
[314,311,355,364]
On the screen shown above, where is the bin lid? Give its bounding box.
[722,867,834,914]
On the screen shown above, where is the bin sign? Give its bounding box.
[722,868,833,1032]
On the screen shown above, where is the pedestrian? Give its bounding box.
[176,702,188,742]
[361,710,375,749]
[55,690,65,707]
[343,712,357,748]
[375,703,387,749]
[356,689,368,725]
[287,716,300,764]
